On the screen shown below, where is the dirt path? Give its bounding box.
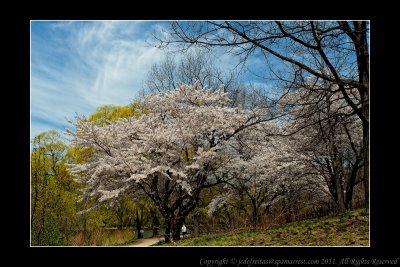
[126,237,162,247]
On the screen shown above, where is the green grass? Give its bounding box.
[160,209,369,246]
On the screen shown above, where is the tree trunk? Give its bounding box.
[324,90,346,213]
[163,216,184,242]
[251,199,258,228]
[287,194,294,222]
[345,179,354,210]
[334,174,346,213]
[39,170,48,245]
[150,207,160,237]
[362,121,369,210]
[345,159,361,209]
[353,21,369,211]
[164,221,171,243]
[136,209,142,238]
[193,203,200,235]
[283,196,292,223]
[171,218,184,241]
[31,149,40,226]
[83,216,88,245]
[361,86,369,210]
[118,211,124,230]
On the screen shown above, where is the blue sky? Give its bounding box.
[31,21,269,139]
[31,21,167,139]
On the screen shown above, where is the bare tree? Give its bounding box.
[277,76,364,212]
[141,48,235,96]
[155,21,369,209]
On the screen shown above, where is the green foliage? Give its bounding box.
[31,131,78,245]
[66,146,93,165]
[86,102,142,126]
[182,146,194,161]
[111,194,138,228]
[31,102,158,246]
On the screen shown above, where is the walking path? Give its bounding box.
[126,237,162,247]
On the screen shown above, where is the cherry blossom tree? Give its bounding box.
[207,126,329,226]
[279,83,364,212]
[67,82,272,241]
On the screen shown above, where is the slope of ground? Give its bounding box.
[159,209,368,246]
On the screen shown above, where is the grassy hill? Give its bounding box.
[158,209,368,246]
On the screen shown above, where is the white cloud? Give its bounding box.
[31,21,166,139]
[31,21,270,140]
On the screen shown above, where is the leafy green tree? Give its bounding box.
[86,103,142,126]
[31,131,78,245]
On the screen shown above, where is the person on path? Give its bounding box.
[181,224,187,238]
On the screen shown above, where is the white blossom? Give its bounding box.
[67,82,259,206]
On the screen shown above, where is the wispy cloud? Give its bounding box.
[31,21,273,140]
[31,21,166,139]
